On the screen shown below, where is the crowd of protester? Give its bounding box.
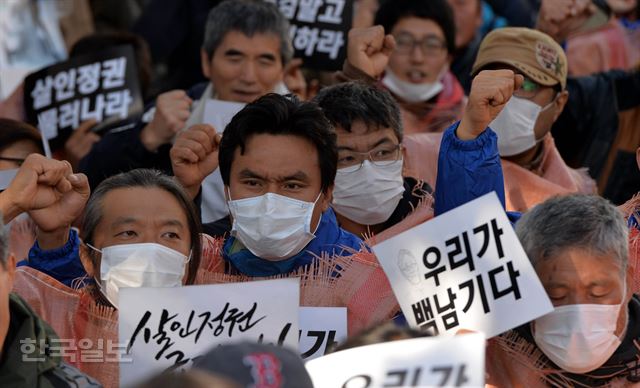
[1,0,639,386]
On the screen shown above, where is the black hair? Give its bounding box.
[313,82,403,142]
[219,94,337,193]
[0,118,44,155]
[332,322,433,353]
[81,169,202,285]
[375,0,456,54]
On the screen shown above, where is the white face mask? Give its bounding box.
[227,191,320,260]
[489,96,554,157]
[332,160,405,225]
[382,68,445,103]
[533,293,626,374]
[93,243,189,308]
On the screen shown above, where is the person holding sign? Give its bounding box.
[81,0,293,224]
[485,194,640,387]
[339,0,466,134]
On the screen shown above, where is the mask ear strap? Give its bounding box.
[85,242,102,254]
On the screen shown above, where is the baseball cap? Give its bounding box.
[471,27,568,90]
[192,342,314,388]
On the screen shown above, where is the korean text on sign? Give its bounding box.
[118,278,300,387]
[306,333,486,387]
[266,0,353,71]
[24,45,143,147]
[372,192,553,337]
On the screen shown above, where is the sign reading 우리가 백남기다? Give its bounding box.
[23,45,143,150]
[119,278,300,387]
[372,192,554,337]
[306,333,486,387]
[265,0,353,71]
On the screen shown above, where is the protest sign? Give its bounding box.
[203,99,245,133]
[23,45,143,150]
[306,333,486,387]
[119,278,300,386]
[299,307,347,360]
[266,0,353,71]
[372,192,553,337]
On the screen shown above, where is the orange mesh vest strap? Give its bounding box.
[621,195,640,294]
[503,135,596,212]
[196,235,399,336]
[12,267,119,388]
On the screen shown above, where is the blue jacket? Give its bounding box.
[22,122,516,282]
[223,207,363,277]
[17,229,87,288]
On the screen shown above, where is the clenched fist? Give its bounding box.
[347,26,396,79]
[170,124,222,199]
[141,90,193,151]
[0,154,90,230]
[457,70,524,141]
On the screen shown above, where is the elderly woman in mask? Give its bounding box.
[3,155,201,388]
[339,0,466,134]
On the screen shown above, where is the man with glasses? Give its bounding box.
[339,0,466,134]
[471,27,596,211]
[403,27,597,212]
[312,82,433,240]
[313,81,513,242]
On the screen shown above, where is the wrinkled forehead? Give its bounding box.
[96,188,189,230]
[534,246,627,284]
[231,133,322,179]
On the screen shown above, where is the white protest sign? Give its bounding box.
[372,192,553,337]
[203,99,245,133]
[306,333,486,387]
[119,278,300,386]
[299,307,347,360]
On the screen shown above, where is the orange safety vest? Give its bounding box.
[402,132,597,212]
[12,234,400,387]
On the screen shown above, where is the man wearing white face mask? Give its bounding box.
[403,27,598,213]
[5,160,203,387]
[172,94,406,335]
[172,94,363,277]
[338,0,466,134]
[312,82,434,239]
[485,194,639,386]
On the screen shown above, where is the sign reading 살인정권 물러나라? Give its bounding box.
[23,45,143,151]
[266,0,353,71]
[372,192,554,338]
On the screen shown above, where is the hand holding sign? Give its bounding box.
[141,90,192,151]
[347,26,396,79]
[64,120,101,170]
[457,70,524,141]
[170,124,221,199]
[0,155,89,228]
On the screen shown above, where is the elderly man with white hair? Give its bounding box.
[487,194,639,386]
